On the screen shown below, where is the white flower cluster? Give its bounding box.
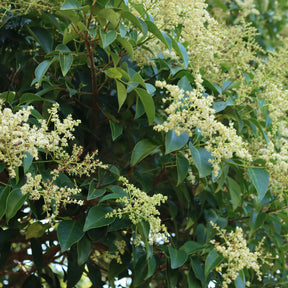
[211,222,271,288]
[0,102,106,215]
[235,0,260,19]
[154,79,252,176]
[106,176,168,245]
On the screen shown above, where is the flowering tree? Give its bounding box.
[1,0,288,287]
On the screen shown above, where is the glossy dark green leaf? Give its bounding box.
[6,188,28,222]
[189,142,213,178]
[247,167,269,201]
[22,275,42,288]
[57,220,84,252]
[131,139,160,166]
[168,246,188,269]
[109,120,123,141]
[191,257,205,283]
[184,241,203,255]
[35,60,53,83]
[77,235,92,265]
[227,177,242,210]
[83,206,115,231]
[23,152,33,174]
[0,186,10,219]
[135,88,155,125]
[166,130,189,154]
[145,20,170,49]
[59,53,73,76]
[204,250,223,278]
[29,27,53,53]
[176,153,189,185]
[87,185,106,200]
[31,238,43,274]
[67,246,84,288]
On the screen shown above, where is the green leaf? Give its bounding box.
[176,153,189,185]
[227,177,242,210]
[23,152,33,174]
[100,30,117,48]
[184,241,203,255]
[57,220,85,252]
[25,222,47,239]
[171,38,189,68]
[87,188,106,200]
[132,72,146,88]
[131,139,160,166]
[146,256,157,280]
[116,80,127,111]
[117,36,134,57]
[204,250,223,278]
[29,27,53,53]
[59,53,73,76]
[22,275,42,288]
[6,188,28,223]
[105,68,122,79]
[31,238,43,274]
[191,257,205,283]
[251,211,267,233]
[0,186,10,219]
[0,91,15,105]
[77,235,92,265]
[60,0,81,10]
[122,11,147,36]
[235,270,246,288]
[55,44,71,52]
[109,120,123,140]
[145,21,170,49]
[247,167,269,201]
[165,130,189,154]
[83,206,115,231]
[67,245,84,288]
[168,246,188,269]
[134,88,155,125]
[189,142,213,178]
[6,188,28,222]
[35,60,53,83]
[19,93,53,105]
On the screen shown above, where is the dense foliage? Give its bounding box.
[1,0,288,287]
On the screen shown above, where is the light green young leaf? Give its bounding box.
[116,80,127,111]
[100,30,117,48]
